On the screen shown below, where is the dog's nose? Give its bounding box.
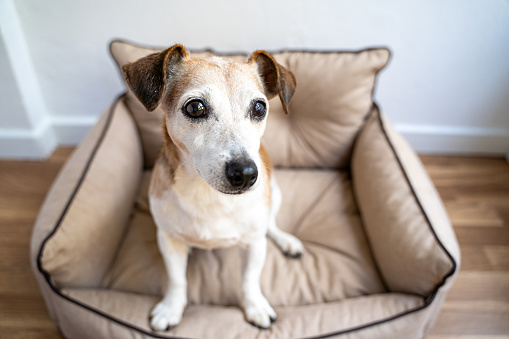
[225,160,258,190]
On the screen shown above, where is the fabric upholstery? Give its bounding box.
[351,107,459,296]
[103,169,385,306]
[60,288,424,339]
[32,97,143,288]
[31,40,459,338]
[263,49,389,169]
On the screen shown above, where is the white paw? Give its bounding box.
[277,233,304,258]
[243,296,277,329]
[149,300,185,332]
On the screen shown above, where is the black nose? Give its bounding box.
[225,160,258,190]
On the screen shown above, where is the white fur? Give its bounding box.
[150,161,269,250]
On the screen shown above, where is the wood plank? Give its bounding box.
[422,155,509,338]
[429,335,509,339]
[441,300,509,312]
[429,306,509,335]
[0,149,70,338]
[484,246,509,271]
[454,227,509,246]
[457,245,493,271]
[0,329,64,339]
[444,200,504,228]
[446,271,509,302]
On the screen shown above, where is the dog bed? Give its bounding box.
[31,40,460,338]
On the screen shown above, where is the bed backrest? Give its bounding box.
[110,40,390,169]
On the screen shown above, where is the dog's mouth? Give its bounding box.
[213,175,258,195]
[216,186,254,195]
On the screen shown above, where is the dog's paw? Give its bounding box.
[149,301,185,332]
[277,233,304,258]
[243,296,277,329]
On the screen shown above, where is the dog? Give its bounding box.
[122,44,304,331]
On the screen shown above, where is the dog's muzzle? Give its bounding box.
[225,159,258,192]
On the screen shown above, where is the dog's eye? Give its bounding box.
[185,100,206,118]
[251,101,267,120]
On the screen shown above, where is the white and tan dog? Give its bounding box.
[122,44,304,331]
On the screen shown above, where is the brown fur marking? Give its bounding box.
[248,51,297,115]
[163,57,263,112]
[122,45,189,112]
[259,144,272,207]
[162,115,183,181]
[150,118,187,199]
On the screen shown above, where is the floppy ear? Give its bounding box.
[122,44,189,112]
[249,51,296,115]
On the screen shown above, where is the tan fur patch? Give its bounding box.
[149,158,168,199]
[163,57,263,111]
[259,144,273,206]
[150,117,185,199]
[162,116,183,179]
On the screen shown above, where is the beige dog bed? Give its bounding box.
[31,40,459,338]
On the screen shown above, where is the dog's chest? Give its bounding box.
[150,183,268,249]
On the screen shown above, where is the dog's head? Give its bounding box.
[122,44,296,195]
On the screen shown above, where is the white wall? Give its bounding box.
[0,0,56,159]
[1,0,508,159]
[0,36,28,130]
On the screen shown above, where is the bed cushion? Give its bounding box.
[103,168,386,306]
[60,288,424,339]
[110,40,390,169]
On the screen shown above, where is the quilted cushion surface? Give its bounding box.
[103,168,386,306]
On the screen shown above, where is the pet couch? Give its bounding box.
[31,40,460,339]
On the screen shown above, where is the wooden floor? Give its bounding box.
[421,155,509,339]
[0,148,508,338]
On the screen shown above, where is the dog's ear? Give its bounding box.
[122,44,189,112]
[249,51,296,115]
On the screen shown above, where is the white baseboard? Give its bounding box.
[0,115,97,160]
[0,118,57,160]
[395,124,509,157]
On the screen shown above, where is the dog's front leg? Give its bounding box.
[150,229,189,331]
[242,236,276,329]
